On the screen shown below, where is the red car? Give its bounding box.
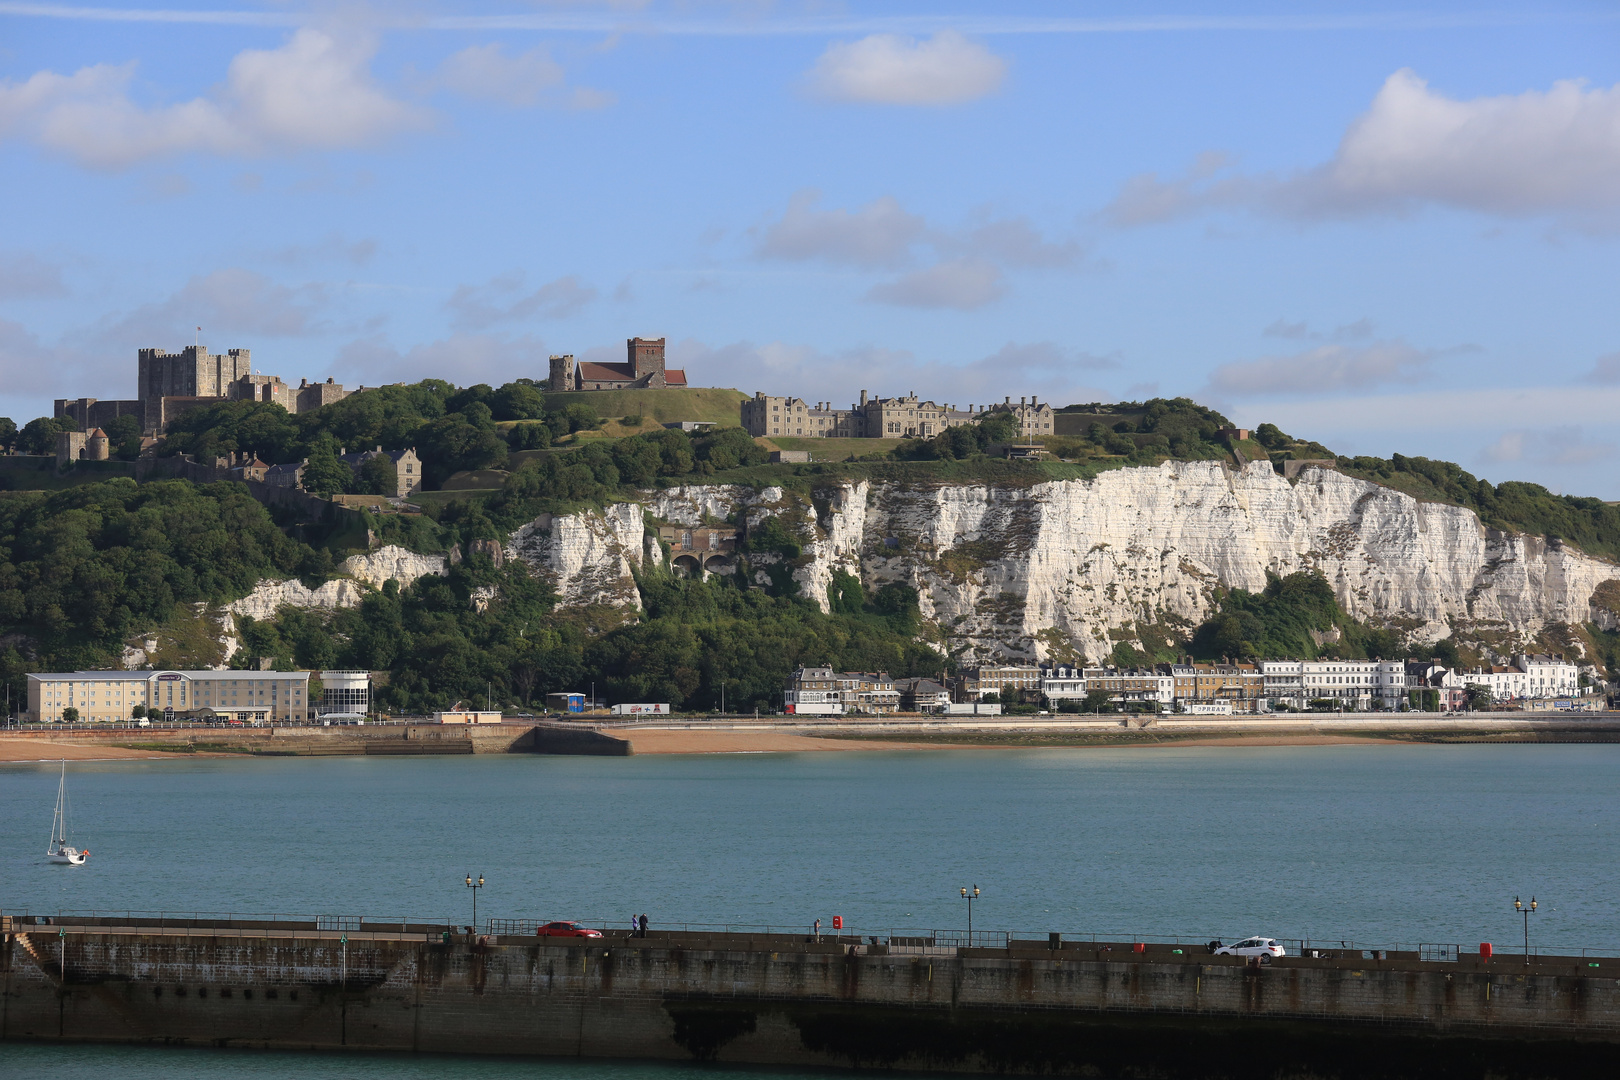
[537,921,603,939]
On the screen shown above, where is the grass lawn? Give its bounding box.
[765,437,904,461]
[542,387,748,426]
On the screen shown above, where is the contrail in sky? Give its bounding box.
[0,2,1608,35]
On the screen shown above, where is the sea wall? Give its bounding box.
[503,464,1620,662]
[3,925,1618,1077]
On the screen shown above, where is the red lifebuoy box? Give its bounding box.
[1480,943,1493,961]
[832,916,843,930]
[1132,942,1146,953]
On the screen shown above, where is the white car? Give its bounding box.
[1212,937,1286,961]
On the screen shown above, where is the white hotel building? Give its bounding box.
[27,670,314,724]
[1260,660,1411,710]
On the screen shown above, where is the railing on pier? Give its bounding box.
[6,909,1615,963]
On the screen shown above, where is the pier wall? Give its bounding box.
[4,924,1619,1076]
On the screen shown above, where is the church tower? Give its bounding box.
[548,354,577,391]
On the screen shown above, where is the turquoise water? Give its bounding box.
[2,744,1618,1076]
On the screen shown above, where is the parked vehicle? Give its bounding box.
[1211,937,1285,961]
[537,921,603,939]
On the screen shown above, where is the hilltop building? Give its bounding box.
[740,391,1054,439]
[56,344,352,436]
[548,338,687,391]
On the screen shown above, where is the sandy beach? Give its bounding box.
[0,738,193,762]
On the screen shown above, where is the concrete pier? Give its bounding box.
[4,917,1618,1076]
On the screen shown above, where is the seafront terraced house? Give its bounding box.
[26,670,313,724]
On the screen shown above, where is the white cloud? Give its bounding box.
[1103,71,1620,225]
[340,331,551,386]
[435,43,566,106]
[1580,351,1620,385]
[0,251,68,298]
[673,337,1107,409]
[864,258,1003,310]
[89,268,330,346]
[805,30,1005,106]
[757,191,926,268]
[446,272,598,329]
[0,29,430,169]
[1292,70,1620,217]
[755,191,1080,306]
[1261,317,1374,342]
[264,233,378,267]
[1207,339,1441,397]
[954,217,1083,268]
[0,317,101,405]
[1482,427,1617,467]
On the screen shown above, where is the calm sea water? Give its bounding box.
[2,744,1618,1077]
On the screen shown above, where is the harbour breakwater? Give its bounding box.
[3,917,1618,1077]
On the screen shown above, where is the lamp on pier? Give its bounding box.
[467,873,485,932]
[960,884,980,943]
[1513,896,1536,965]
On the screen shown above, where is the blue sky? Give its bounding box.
[3,1,1619,493]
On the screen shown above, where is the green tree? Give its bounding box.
[1080,689,1113,713]
[416,408,509,486]
[0,417,17,452]
[18,415,75,455]
[490,382,547,421]
[356,454,398,496]
[60,706,78,723]
[104,414,144,460]
[301,440,352,497]
[507,423,551,451]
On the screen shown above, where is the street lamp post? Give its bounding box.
[1514,896,1537,964]
[466,873,485,932]
[960,884,979,943]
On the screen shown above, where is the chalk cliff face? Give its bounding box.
[226,545,449,622]
[506,462,1620,662]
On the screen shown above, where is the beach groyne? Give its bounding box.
[3,918,1618,1077]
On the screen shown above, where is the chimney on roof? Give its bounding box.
[860,390,868,406]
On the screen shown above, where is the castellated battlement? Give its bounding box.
[59,345,353,436]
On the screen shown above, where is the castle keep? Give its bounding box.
[56,345,351,437]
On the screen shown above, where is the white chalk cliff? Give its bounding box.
[505,462,1620,662]
[225,545,449,622]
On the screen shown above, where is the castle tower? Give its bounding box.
[548,354,576,392]
[627,337,666,384]
[85,428,109,461]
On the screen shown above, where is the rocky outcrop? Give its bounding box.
[224,545,448,622]
[344,545,451,589]
[502,462,1620,662]
[506,504,645,607]
[226,578,372,622]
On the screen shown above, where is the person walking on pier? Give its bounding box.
[639,913,649,937]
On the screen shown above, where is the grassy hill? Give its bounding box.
[542,387,748,427]
[766,436,906,461]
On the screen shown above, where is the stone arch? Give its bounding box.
[703,555,736,576]
[672,554,701,578]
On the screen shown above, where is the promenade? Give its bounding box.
[3,713,1620,759]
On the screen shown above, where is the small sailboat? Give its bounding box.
[47,760,88,866]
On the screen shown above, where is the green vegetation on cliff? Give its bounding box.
[229,554,941,714]
[0,479,321,676]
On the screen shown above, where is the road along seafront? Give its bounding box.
[2,915,1618,1077]
[4,713,1620,759]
